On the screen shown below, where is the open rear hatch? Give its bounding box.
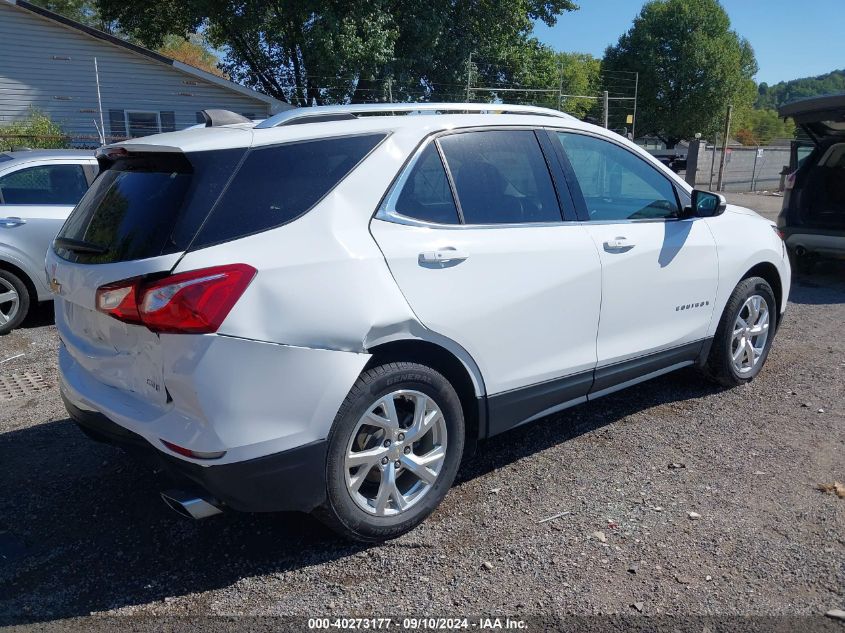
[779,94,845,145]
[780,95,845,232]
[47,144,247,409]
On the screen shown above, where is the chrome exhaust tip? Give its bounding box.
[160,489,223,520]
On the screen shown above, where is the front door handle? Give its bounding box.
[603,236,634,251]
[419,248,469,265]
[0,217,27,228]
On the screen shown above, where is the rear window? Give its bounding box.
[55,134,384,264]
[55,150,245,264]
[190,133,385,249]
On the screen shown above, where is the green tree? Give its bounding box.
[557,52,602,118]
[733,108,796,145]
[92,0,579,106]
[30,0,121,34]
[157,34,226,78]
[756,69,845,110]
[603,0,757,147]
[0,109,69,151]
[462,38,600,117]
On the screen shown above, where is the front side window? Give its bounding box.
[0,164,88,205]
[390,144,459,224]
[557,132,679,221]
[438,130,562,224]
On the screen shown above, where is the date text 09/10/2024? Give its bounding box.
[307,618,528,630]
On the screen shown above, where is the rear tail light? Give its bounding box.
[772,226,785,240]
[95,280,142,324]
[96,264,256,334]
[784,170,797,191]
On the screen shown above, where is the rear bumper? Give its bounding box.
[783,228,845,258]
[57,329,369,465]
[64,394,328,513]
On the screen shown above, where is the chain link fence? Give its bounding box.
[686,140,791,192]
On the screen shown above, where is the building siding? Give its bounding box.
[0,1,280,145]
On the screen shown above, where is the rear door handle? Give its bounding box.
[603,236,634,251]
[419,248,469,265]
[0,217,26,228]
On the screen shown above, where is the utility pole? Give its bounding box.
[465,53,473,102]
[631,71,639,139]
[94,57,105,145]
[557,59,564,112]
[602,90,609,129]
[716,104,733,192]
[709,139,717,189]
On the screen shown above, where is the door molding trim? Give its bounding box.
[590,340,704,395]
[487,370,593,437]
[485,339,709,438]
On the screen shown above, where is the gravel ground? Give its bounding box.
[723,192,784,221]
[1,196,843,630]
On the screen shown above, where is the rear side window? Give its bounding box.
[0,164,88,205]
[390,144,459,224]
[192,134,385,249]
[438,130,562,224]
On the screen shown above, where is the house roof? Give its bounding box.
[6,0,291,113]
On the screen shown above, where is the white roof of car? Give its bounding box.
[1,149,95,161]
[111,103,599,154]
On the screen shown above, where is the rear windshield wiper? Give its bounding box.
[54,237,109,255]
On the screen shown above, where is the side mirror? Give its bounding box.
[685,189,727,218]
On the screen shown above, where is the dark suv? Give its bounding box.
[778,94,845,271]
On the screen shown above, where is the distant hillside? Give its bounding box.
[756,69,845,110]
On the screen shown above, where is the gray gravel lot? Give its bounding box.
[1,195,843,629]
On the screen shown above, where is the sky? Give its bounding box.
[533,0,844,85]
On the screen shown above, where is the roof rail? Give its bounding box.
[255,103,575,129]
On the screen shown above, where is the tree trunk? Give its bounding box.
[351,77,381,104]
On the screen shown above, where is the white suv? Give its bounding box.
[47,104,791,541]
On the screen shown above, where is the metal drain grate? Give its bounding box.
[0,371,50,401]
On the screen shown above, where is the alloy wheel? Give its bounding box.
[344,390,448,516]
[730,294,770,374]
[0,278,20,327]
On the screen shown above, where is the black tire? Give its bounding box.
[0,269,30,335]
[704,276,777,387]
[315,361,465,542]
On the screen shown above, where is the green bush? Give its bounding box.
[0,110,69,151]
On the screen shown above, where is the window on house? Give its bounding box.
[125,111,161,137]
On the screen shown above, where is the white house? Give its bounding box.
[0,0,291,145]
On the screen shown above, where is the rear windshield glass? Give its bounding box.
[55,134,384,263]
[55,149,245,264]
[190,133,385,249]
